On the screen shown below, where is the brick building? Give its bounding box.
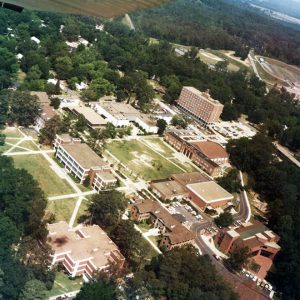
[215,221,281,279]
[187,181,233,210]
[131,199,194,250]
[165,130,227,177]
[47,222,125,280]
[177,87,223,126]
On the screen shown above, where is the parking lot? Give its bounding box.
[241,269,274,295]
[167,201,206,226]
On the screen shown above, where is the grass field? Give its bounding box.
[18,140,39,151]
[258,56,300,83]
[13,155,74,196]
[46,198,77,223]
[1,127,23,138]
[141,137,175,157]
[106,140,184,181]
[48,272,83,297]
[74,199,90,226]
[169,159,198,173]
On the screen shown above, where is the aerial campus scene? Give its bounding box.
[0,0,300,300]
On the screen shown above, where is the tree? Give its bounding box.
[50,97,61,109]
[75,114,87,132]
[129,246,238,300]
[110,220,151,270]
[171,114,189,128]
[221,103,239,121]
[75,279,118,300]
[55,56,73,80]
[215,212,234,228]
[6,91,41,127]
[39,115,62,145]
[19,280,48,300]
[217,169,241,193]
[156,119,167,135]
[0,134,5,146]
[226,246,251,272]
[89,190,126,227]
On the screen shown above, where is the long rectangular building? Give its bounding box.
[54,135,116,190]
[165,130,225,177]
[177,87,223,126]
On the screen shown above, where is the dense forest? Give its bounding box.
[132,0,300,65]
[227,135,300,299]
[0,156,54,299]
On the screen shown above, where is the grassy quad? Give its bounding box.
[141,137,175,157]
[46,198,78,223]
[13,155,75,197]
[106,140,184,181]
[48,272,83,297]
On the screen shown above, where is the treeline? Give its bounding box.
[227,134,300,299]
[0,156,54,299]
[132,0,300,66]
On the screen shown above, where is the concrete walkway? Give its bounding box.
[48,190,96,201]
[4,149,55,156]
[134,224,162,254]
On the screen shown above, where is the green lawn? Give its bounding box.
[0,143,12,153]
[13,155,75,196]
[0,127,23,138]
[142,137,175,157]
[169,159,198,173]
[106,140,184,181]
[74,199,90,226]
[18,140,39,151]
[46,198,77,223]
[49,272,83,297]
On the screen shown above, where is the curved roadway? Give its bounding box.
[190,172,270,299]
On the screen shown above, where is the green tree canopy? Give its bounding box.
[215,212,234,228]
[89,190,126,228]
[75,279,117,300]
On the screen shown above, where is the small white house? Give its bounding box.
[31,36,41,44]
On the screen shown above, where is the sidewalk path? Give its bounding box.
[48,190,96,201]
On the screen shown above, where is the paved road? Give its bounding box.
[188,170,270,299]
[274,142,300,169]
[192,227,269,300]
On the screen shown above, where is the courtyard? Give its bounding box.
[106,137,196,181]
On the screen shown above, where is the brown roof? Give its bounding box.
[47,222,124,268]
[60,143,109,170]
[171,172,211,186]
[31,91,51,104]
[191,141,228,159]
[134,199,161,214]
[167,227,194,245]
[31,91,57,121]
[151,180,188,199]
[134,199,194,245]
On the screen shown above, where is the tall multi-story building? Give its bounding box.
[177,87,224,126]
